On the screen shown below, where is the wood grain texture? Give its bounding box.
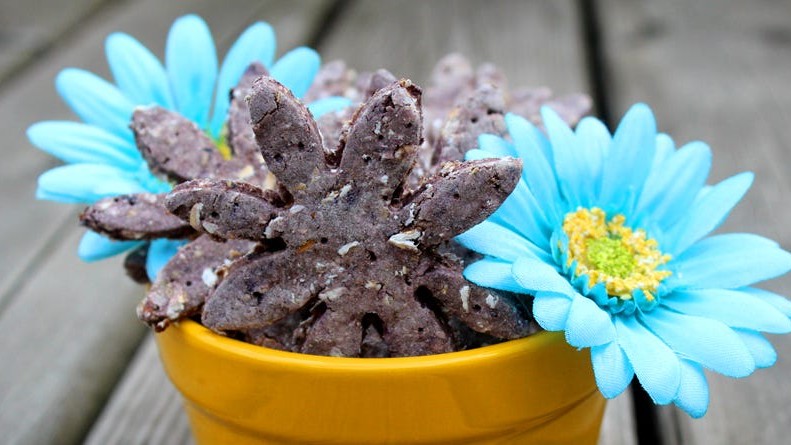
[0,227,144,445]
[0,0,109,84]
[599,0,791,443]
[318,0,587,94]
[600,391,638,445]
[84,336,192,445]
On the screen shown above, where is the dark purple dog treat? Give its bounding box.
[417,263,528,340]
[248,77,327,199]
[357,69,398,100]
[173,79,529,357]
[303,60,356,103]
[123,244,150,284]
[226,63,270,175]
[336,79,422,201]
[423,53,475,118]
[525,92,593,130]
[433,84,507,165]
[419,53,592,173]
[137,235,254,331]
[475,63,508,90]
[80,193,192,240]
[399,158,521,247]
[316,107,354,160]
[165,179,281,241]
[132,107,225,182]
[202,250,321,330]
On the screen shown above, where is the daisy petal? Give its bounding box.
[564,295,616,347]
[78,230,143,262]
[105,32,172,108]
[666,172,753,255]
[674,360,709,419]
[651,133,676,169]
[615,316,680,405]
[505,113,562,224]
[146,238,186,281]
[463,258,525,293]
[478,134,515,158]
[465,149,495,161]
[27,121,139,169]
[166,14,218,127]
[210,21,276,137]
[668,234,791,290]
[37,164,146,203]
[734,329,777,368]
[489,180,552,250]
[573,116,612,205]
[643,309,755,378]
[591,341,634,399]
[512,257,575,295]
[542,106,585,208]
[270,47,320,99]
[307,96,353,118]
[600,103,656,213]
[663,289,791,334]
[532,292,573,331]
[742,287,791,318]
[456,221,548,262]
[636,141,711,231]
[55,68,135,140]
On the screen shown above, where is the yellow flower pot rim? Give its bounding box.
[177,319,559,371]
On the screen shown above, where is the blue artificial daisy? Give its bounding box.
[457,103,791,417]
[28,14,351,280]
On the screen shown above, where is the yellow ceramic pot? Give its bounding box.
[155,319,605,444]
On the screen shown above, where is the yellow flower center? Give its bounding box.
[562,207,671,301]
[214,134,233,160]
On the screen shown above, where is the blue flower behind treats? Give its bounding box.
[457,103,791,417]
[27,14,351,280]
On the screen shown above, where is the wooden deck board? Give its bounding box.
[598,0,791,443]
[319,0,587,95]
[0,228,144,445]
[84,337,192,445]
[0,0,110,84]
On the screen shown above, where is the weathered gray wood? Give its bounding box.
[600,391,638,445]
[319,0,587,92]
[84,336,192,445]
[0,228,144,445]
[599,0,791,443]
[0,0,319,443]
[0,0,108,84]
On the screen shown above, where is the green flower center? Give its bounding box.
[586,236,636,278]
[562,207,672,301]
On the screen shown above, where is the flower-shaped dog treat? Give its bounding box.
[422,53,592,167]
[165,77,532,356]
[30,15,351,280]
[80,64,277,329]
